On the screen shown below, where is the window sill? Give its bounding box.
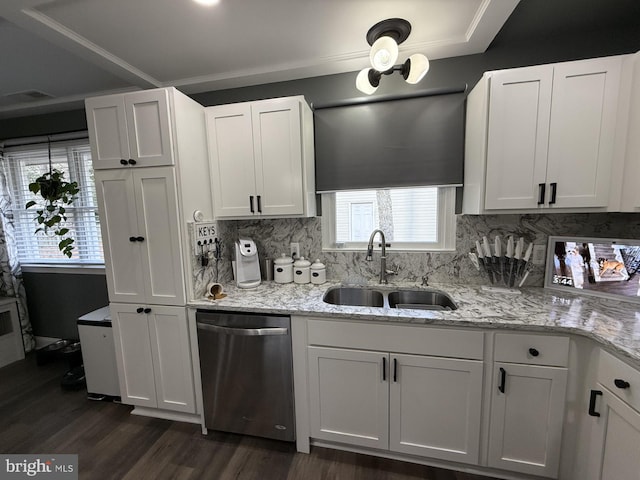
[21,264,106,275]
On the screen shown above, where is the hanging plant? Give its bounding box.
[25,139,79,258]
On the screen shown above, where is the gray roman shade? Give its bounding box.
[314,87,466,192]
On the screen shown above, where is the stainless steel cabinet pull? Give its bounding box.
[196,321,288,336]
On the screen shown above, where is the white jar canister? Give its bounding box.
[310,259,326,285]
[274,254,293,284]
[293,257,311,284]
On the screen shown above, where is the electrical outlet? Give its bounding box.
[532,245,546,265]
[290,242,300,259]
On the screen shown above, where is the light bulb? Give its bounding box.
[369,36,398,72]
[193,0,220,6]
[356,68,379,95]
[403,54,430,84]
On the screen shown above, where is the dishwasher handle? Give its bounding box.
[197,321,288,336]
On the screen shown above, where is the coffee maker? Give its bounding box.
[234,238,261,288]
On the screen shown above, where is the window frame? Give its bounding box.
[321,186,457,252]
[2,137,105,267]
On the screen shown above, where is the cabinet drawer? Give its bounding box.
[598,350,640,412]
[307,319,483,360]
[494,333,569,367]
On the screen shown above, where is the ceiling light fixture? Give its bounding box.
[356,18,430,95]
[193,0,220,6]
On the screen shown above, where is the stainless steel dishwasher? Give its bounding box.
[196,310,295,442]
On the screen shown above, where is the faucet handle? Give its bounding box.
[421,274,429,286]
[385,265,400,278]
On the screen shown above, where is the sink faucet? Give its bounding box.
[366,229,396,284]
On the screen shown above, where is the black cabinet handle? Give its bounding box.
[382,357,386,382]
[143,308,151,314]
[614,379,630,389]
[589,390,603,417]
[257,195,262,213]
[549,182,557,205]
[128,159,137,166]
[393,358,398,382]
[529,347,540,357]
[120,159,128,166]
[498,367,506,393]
[538,183,546,205]
[136,307,144,313]
[249,196,254,213]
[129,236,137,242]
[136,236,144,242]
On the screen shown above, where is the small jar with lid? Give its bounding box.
[310,259,326,284]
[293,257,311,284]
[274,254,293,283]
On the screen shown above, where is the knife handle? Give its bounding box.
[538,183,546,205]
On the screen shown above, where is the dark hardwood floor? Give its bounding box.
[0,355,501,480]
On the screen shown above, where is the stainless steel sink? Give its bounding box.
[388,289,458,311]
[322,286,457,311]
[322,286,384,307]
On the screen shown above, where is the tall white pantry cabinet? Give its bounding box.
[86,87,213,422]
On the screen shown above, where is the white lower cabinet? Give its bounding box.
[307,345,483,464]
[110,303,195,414]
[488,362,568,477]
[587,350,640,480]
[588,388,640,480]
[488,333,569,478]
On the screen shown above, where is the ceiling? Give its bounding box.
[0,0,520,119]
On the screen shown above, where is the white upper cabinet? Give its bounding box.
[464,55,627,213]
[86,89,174,169]
[206,96,315,219]
[620,51,640,211]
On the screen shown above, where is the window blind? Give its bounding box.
[314,90,466,192]
[3,139,104,264]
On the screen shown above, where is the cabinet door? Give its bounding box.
[206,103,257,217]
[133,167,185,305]
[86,94,131,169]
[95,170,146,303]
[110,303,157,408]
[147,306,195,414]
[124,89,175,167]
[588,387,640,480]
[389,354,483,464]
[546,57,622,208]
[620,52,640,212]
[307,346,389,449]
[252,98,304,216]
[485,65,553,210]
[488,363,567,478]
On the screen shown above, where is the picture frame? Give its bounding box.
[544,236,640,304]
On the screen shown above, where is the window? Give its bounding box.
[322,186,456,251]
[3,139,104,265]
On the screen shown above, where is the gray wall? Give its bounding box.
[3,4,639,338]
[23,271,109,339]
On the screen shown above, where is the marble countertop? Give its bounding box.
[189,281,640,368]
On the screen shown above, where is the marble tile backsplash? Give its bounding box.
[191,213,640,298]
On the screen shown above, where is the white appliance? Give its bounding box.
[77,306,121,400]
[234,238,261,288]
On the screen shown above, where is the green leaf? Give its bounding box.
[46,205,55,212]
[59,238,73,249]
[25,200,36,209]
[58,228,69,236]
[28,183,40,194]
